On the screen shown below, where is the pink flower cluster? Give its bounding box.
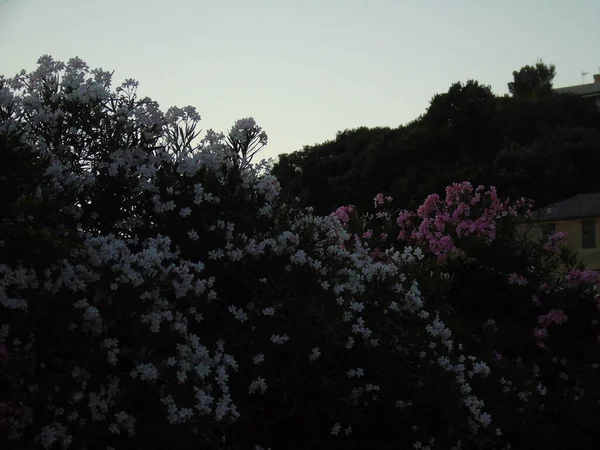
[330,205,355,226]
[537,309,568,327]
[333,196,396,256]
[336,185,538,266]
[374,193,393,208]
[566,269,600,288]
[396,182,532,261]
[543,232,568,254]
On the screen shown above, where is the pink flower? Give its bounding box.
[566,269,600,288]
[543,231,568,254]
[370,247,382,261]
[330,205,355,226]
[534,327,548,339]
[397,230,409,240]
[373,193,393,208]
[452,202,471,221]
[397,210,414,226]
[417,194,441,218]
[445,182,473,207]
[429,235,458,261]
[537,309,568,328]
[550,231,568,242]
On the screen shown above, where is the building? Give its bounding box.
[554,73,600,109]
[527,193,600,271]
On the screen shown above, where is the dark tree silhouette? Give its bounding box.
[508,59,556,99]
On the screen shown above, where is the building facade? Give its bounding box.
[526,193,600,272]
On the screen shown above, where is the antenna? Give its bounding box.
[582,71,589,83]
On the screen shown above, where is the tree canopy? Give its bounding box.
[508,59,556,99]
[273,61,600,216]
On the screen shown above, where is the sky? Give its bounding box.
[1,0,599,162]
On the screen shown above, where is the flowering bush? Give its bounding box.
[0,56,510,450]
[333,185,600,449]
[1,56,600,450]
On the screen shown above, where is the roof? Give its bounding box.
[554,82,600,97]
[531,193,600,222]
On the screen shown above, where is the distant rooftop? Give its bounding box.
[554,73,600,97]
[531,193,600,222]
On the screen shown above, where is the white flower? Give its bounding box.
[270,334,289,345]
[537,383,547,396]
[309,347,321,361]
[349,301,365,312]
[347,367,365,378]
[345,337,355,349]
[290,250,307,265]
[228,305,248,323]
[472,361,491,378]
[107,349,119,365]
[248,377,268,394]
[331,422,342,436]
[261,307,275,316]
[132,363,159,381]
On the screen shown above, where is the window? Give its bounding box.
[581,220,596,249]
[540,223,556,240]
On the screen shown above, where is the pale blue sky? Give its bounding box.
[1,0,599,161]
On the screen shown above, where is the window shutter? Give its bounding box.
[582,220,596,249]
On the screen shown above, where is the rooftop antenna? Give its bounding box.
[582,71,588,83]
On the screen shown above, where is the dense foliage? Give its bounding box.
[272,63,600,216]
[1,57,600,450]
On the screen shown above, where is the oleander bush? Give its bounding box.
[334,187,600,449]
[1,56,599,450]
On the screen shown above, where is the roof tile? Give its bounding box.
[531,193,600,221]
[554,83,600,97]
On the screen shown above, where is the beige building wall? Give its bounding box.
[519,218,600,271]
